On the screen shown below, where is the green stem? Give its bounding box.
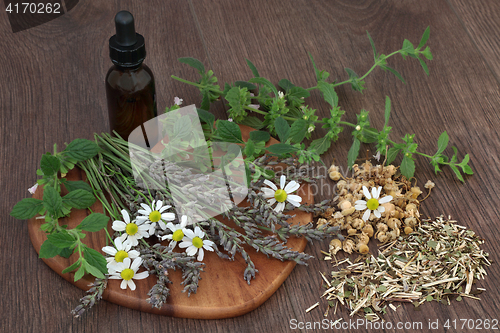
[171,75,224,95]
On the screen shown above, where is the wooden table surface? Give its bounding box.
[2,0,500,332]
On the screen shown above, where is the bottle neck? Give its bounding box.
[114,62,144,72]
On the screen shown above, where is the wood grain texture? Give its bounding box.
[27,125,314,319]
[2,0,500,331]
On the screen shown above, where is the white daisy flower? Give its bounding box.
[355,186,393,221]
[161,215,189,249]
[108,257,149,291]
[137,200,175,236]
[179,226,215,261]
[112,209,150,246]
[102,237,140,272]
[260,175,302,213]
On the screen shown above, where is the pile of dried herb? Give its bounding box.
[320,216,490,320]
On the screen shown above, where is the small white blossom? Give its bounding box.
[354,186,393,221]
[260,175,302,213]
[108,257,149,291]
[112,209,150,246]
[28,183,38,194]
[136,200,175,236]
[174,97,183,106]
[102,237,140,272]
[278,91,285,99]
[179,226,215,261]
[161,215,189,249]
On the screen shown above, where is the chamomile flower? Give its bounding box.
[108,257,149,291]
[161,215,189,249]
[112,209,150,246]
[102,237,140,272]
[179,226,215,261]
[260,175,302,213]
[355,186,393,221]
[137,200,175,236]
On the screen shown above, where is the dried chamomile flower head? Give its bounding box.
[424,180,435,189]
[329,238,342,256]
[321,161,431,254]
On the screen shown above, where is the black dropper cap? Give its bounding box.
[109,11,146,68]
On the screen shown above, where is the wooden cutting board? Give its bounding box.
[27,126,313,319]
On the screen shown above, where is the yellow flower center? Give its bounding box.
[192,236,204,249]
[149,210,162,223]
[172,229,184,242]
[114,250,129,263]
[125,223,138,235]
[274,189,287,203]
[367,198,379,211]
[120,268,134,281]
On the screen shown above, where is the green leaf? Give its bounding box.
[381,65,406,84]
[83,247,108,275]
[239,116,264,129]
[386,147,400,165]
[244,139,255,157]
[419,57,429,76]
[384,96,391,126]
[309,136,332,155]
[77,213,110,232]
[216,120,244,143]
[64,180,93,193]
[288,86,310,99]
[171,115,193,140]
[74,265,85,281]
[344,68,365,92]
[201,89,211,111]
[401,39,415,57]
[418,26,430,49]
[62,189,96,210]
[289,119,308,144]
[245,58,260,77]
[421,46,433,60]
[366,31,377,60]
[63,139,100,162]
[62,259,81,274]
[400,154,416,179]
[83,262,105,279]
[360,127,378,143]
[234,81,257,91]
[43,186,63,217]
[274,117,290,142]
[39,239,63,258]
[249,77,278,97]
[267,143,298,155]
[427,240,437,249]
[278,79,295,92]
[426,295,434,302]
[59,247,73,258]
[317,81,338,108]
[197,108,215,126]
[347,138,361,168]
[178,57,205,74]
[40,154,61,177]
[249,130,270,143]
[450,165,465,182]
[436,131,449,155]
[10,198,44,219]
[308,52,320,81]
[47,231,76,249]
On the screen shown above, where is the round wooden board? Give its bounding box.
[27,125,314,319]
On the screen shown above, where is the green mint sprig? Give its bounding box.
[10,138,110,280]
[173,27,472,182]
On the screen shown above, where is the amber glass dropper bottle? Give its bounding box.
[106,10,157,142]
